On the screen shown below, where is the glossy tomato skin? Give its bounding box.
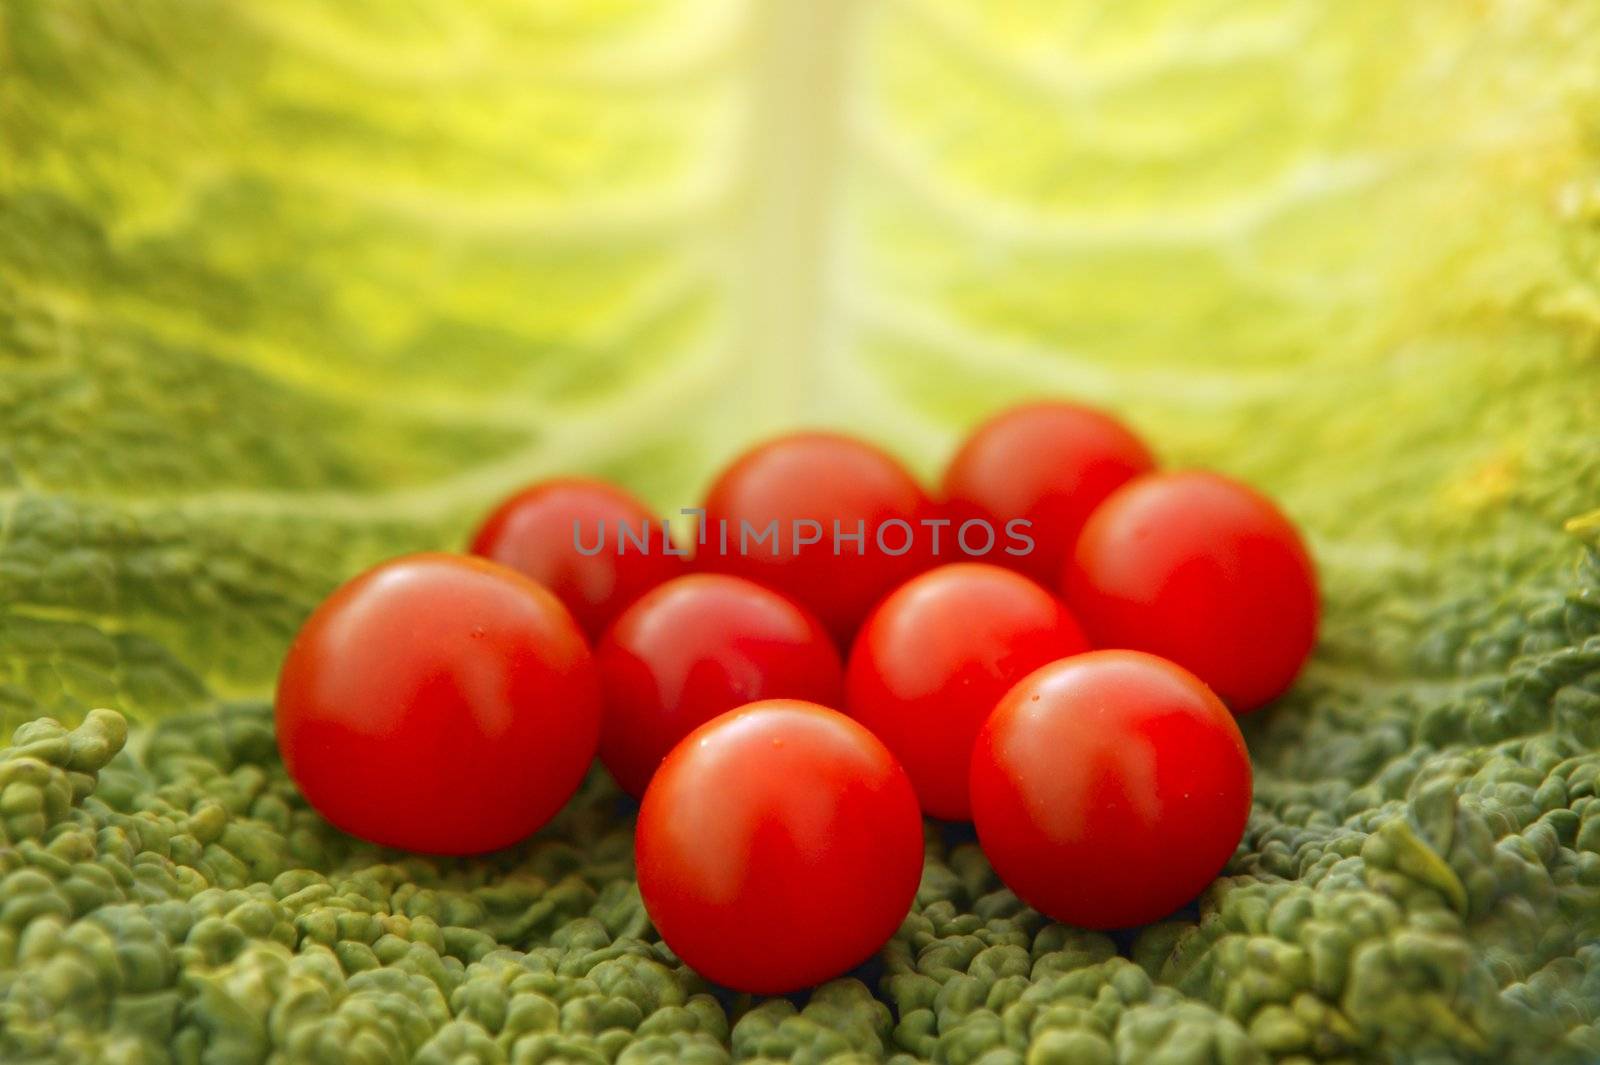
[698,433,934,644]
[942,402,1155,584]
[970,651,1252,929]
[470,478,686,640]
[635,700,924,993]
[1063,470,1318,712]
[596,574,843,798]
[846,563,1090,820]
[275,553,601,855]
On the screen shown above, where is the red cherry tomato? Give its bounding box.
[635,700,924,993]
[596,574,843,798]
[1063,470,1318,712]
[275,553,600,855]
[699,433,933,643]
[470,478,686,639]
[970,651,1252,929]
[846,563,1090,820]
[942,402,1155,584]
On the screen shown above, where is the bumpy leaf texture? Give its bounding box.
[2,1,1599,1062]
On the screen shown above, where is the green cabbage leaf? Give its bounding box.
[2,1,1599,1061]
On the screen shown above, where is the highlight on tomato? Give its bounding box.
[942,401,1155,585]
[596,573,843,798]
[635,700,924,994]
[1063,469,1318,712]
[470,477,687,640]
[969,650,1252,929]
[697,432,934,644]
[846,562,1090,820]
[275,553,601,855]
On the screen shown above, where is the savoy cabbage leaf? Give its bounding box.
[2,0,1599,1062]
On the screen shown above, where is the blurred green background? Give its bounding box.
[3,0,1595,734]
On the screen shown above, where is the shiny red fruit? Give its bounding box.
[635,700,924,993]
[942,402,1155,585]
[1064,470,1318,712]
[846,563,1090,819]
[699,433,933,644]
[596,574,843,798]
[275,553,600,855]
[470,478,686,639]
[970,651,1252,929]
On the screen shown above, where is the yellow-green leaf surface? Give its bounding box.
[2,1,1599,1062]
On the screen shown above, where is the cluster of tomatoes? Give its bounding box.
[274,401,1318,994]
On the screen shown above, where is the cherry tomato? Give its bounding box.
[596,574,843,798]
[635,700,924,993]
[470,478,686,639]
[275,553,601,855]
[970,651,1252,929]
[698,433,933,643]
[942,402,1155,584]
[846,563,1089,820]
[1063,470,1318,712]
